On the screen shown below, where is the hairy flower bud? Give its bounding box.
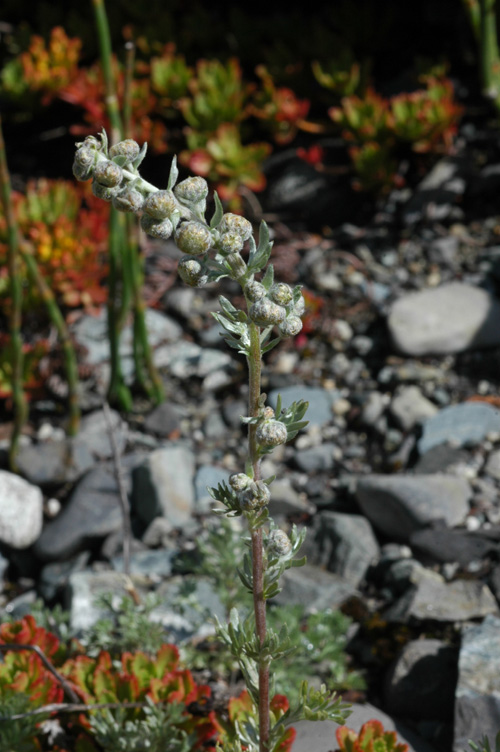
[175,221,213,255]
[112,187,144,213]
[140,215,174,240]
[94,160,123,188]
[256,419,288,447]
[249,298,286,327]
[219,213,253,241]
[226,253,247,279]
[177,256,208,287]
[174,176,209,204]
[92,179,119,201]
[279,315,303,337]
[267,529,292,557]
[269,282,293,306]
[143,190,178,220]
[109,139,140,161]
[219,231,245,255]
[245,281,267,302]
[239,480,271,511]
[262,406,275,420]
[72,147,95,181]
[229,473,252,492]
[293,294,306,316]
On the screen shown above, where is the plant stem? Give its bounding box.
[247,318,270,752]
[0,116,28,471]
[21,248,80,435]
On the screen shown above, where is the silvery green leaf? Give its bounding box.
[219,295,239,317]
[167,155,179,190]
[261,263,274,290]
[132,141,148,170]
[111,154,129,167]
[100,129,109,155]
[261,336,282,354]
[210,191,224,229]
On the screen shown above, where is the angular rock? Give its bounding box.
[418,402,500,455]
[143,403,182,438]
[274,564,358,613]
[388,282,500,356]
[306,511,380,587]
[33,465,124,561]
[131,443,195,527]
[454,615,500,752]
[293,701,437,752]
[384,639,458,720]
[355,474,470,541]
[390,386,438,431]
[78,408,127,460]
[410,524,500,566]
[0,470,43,549]
[294,443,338,472]
[385,576,499,623]
[15,438,94,486]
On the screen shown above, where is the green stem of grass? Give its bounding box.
[0,115,28,471]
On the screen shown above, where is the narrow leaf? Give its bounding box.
[210,191,224,228]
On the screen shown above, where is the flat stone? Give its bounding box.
[306,512,380,587]
[355,474,471,541]
[384,639,458,720]
[390,386,438,431]
[454,615,500,751]
[388,283,500,356]
[33,465,124,561]
[274,564,358,613]
[385,577,499,622]
[410,524,500,565]
[143,403,182,438]
[294,443,338,472]
[418,402,500,455]
[0,470,43,549]
[131,443,196,527]
[15,438,94,486]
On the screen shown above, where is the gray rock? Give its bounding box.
[419,402,500,455]
[16,438,94,486]
[78,408,127,460]
[385,576,499,622]
[414,444,471,474]
[112,548,176,579]
[72,307,182,366]
[355,474,471,541]
[410,525,500,566]
[306,512,380,587]
[293,701,437,752]
[274,564,358,613]
[194,465,228,514]
[131,443,195,527]
[0,470,43,549]
[484,448,500,480]
[361,391,389,427]
[33,465,124,561]
[39,551,91,601]
[454,615,500,752]
[268,479,312,517]
[144,403,182,438]
[67,570,147,633]
[388,283,500,356]
[154,576,226,642]
[384,639,458,720]
[295,443,338,472]
[390,386,438,431]
[154,341,231,380]
[268,386,340,427]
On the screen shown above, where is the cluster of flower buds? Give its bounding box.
[267,529,292,558]
[245,280,304,337]
[228,473,271,512]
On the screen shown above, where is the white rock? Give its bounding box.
[0,470,43,548]
[388,282,500,356]
[390,385,438,431]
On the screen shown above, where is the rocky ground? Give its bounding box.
[2,114,500,752]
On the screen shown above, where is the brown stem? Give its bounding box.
[247,319,270,752]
